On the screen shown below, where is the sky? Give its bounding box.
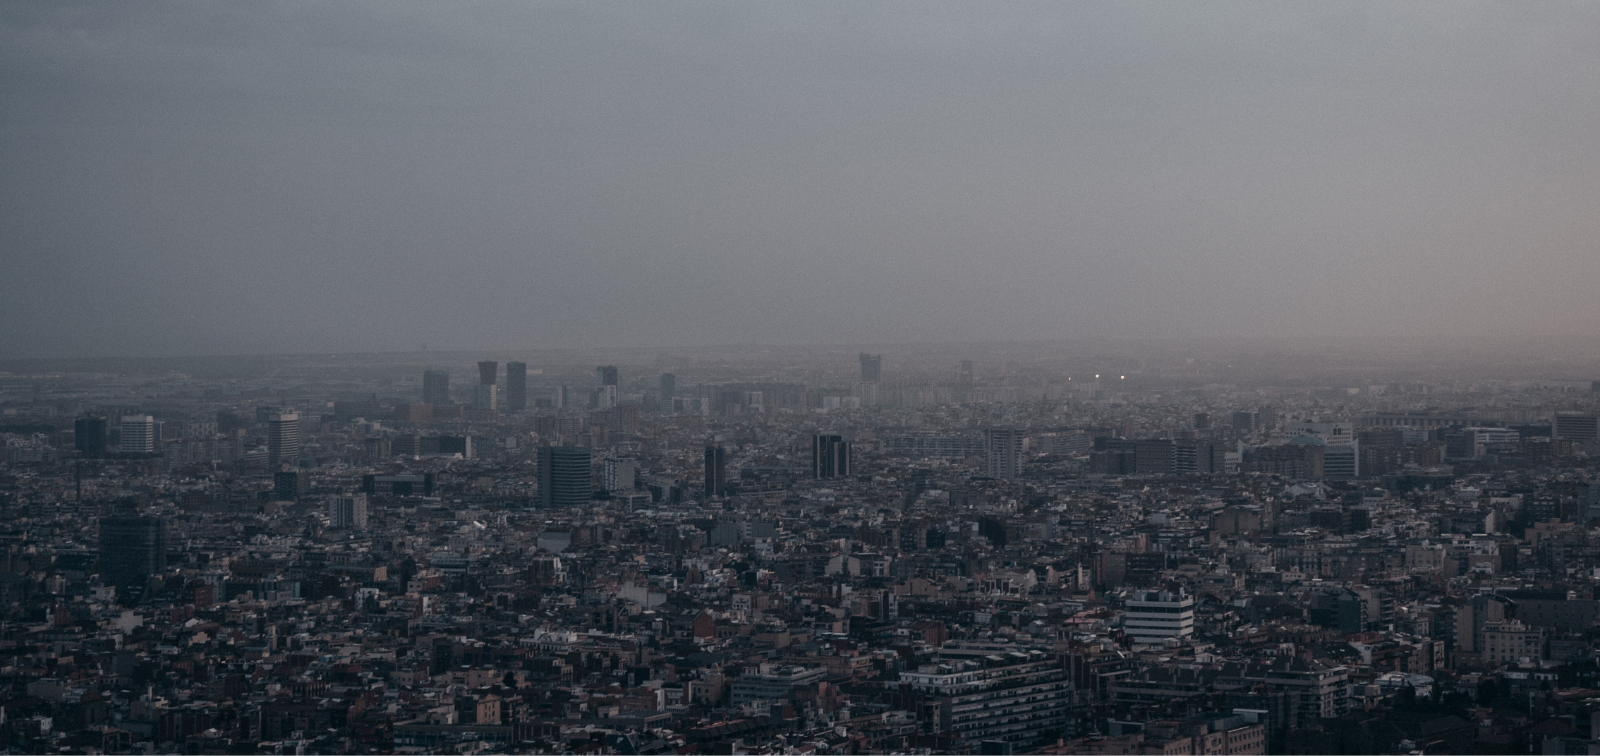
[4,1,1600,358]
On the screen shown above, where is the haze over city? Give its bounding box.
[11,4,1600,756]
[6,2,1600,358]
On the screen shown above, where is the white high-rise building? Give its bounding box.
[471,384,497,411]
[1125,590,1195,642]
[120,415,156,454]
[985,429,1023,479]
[603,458,637,492]
[328,494,369,530]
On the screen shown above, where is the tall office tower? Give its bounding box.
[267,413,300,466]
[597,365,619,386]
[812,435,852,479]
[477,360,498,386]
[1193,412,1211,430]
[704,446,727,497]
[471,384,497,411]
[99,515,166,588]
[328,494,369,530]
[859,353,882,383]
[423,370,451,405]
[594,384,617,410]
[659,373,676,400]
[985,429,1024,479]
[555,385,571,409]
[538,446,592,508]
[119,415,156,455]
[506,362,527,411]
[75,416,108,457]
[1554,412,1600,444]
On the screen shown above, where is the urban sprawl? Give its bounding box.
[3,348,1600,755]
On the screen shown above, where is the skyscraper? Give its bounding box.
[423,370,451,405]
[538,446,592,508]
[812,434,852,479]
[75,416,108,457]
[659,373,676,400]
[471,384,497,411]
[267,413,300,466]
[704,445,726,497]
[985,428,1023,479]
[119,415,156,455]
[597,365,619,386]
[99,514,166,588]
[477,360,498,386]
[506,361,527,411]
[859,353,882,383]
[328,494,369,530]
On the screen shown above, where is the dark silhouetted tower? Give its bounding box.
[660,373,676,399]
[704,446,726,497]
[423,370,451,405]
[478,361,498,386]
[538,447,592,508]
[859,353,882,383]
[99,515,166,588]
[597,366,619,386]
[506,362,527,411]
[812,434,852,479]
[75,416,107,457]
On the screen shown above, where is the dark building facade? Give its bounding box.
[596,366,619,386]
[538,446,592,508]
[505,361,527,411]
[477,361,498,386]
[99,515,167,588]
[859,353,882,383]
[423,370,451,406]
[812,435,852,479]
[704,446,727,498]
[273,470,310,501]
[74,416,108,457]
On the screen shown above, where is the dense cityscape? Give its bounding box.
[3,344,1600,754]
[8,2,1600,754]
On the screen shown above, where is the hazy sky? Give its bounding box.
[4,2,1600,358]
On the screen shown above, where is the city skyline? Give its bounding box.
[7,3,1600,753]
